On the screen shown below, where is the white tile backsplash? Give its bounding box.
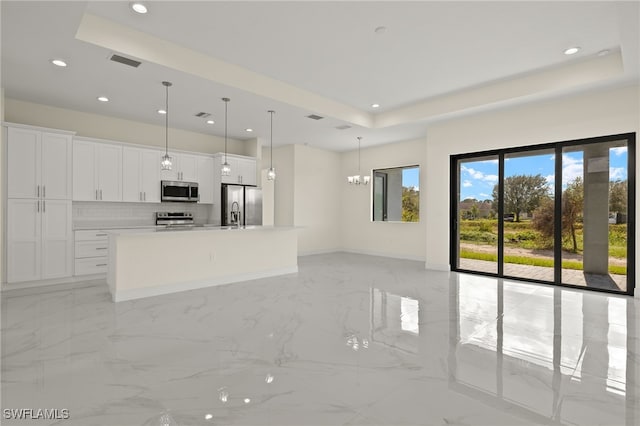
[73,202,214,229]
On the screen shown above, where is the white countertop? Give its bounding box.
[74,224,161,230]
[107,225,295,236]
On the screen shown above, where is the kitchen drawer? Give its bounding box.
[75,230,109,242]
[74,257,108,276]
[75,240,109,258]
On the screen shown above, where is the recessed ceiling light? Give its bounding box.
[564,47,580,55]
[371,103,380,108]
[157,109,167,114]
[51,59,67,67]
[597,49,610,57]
[245,128,253,132]
[205,414,213,421]
[206,120,215,124]
[131,2,148,14]
[243,398,251,404]
[97,96,109,102]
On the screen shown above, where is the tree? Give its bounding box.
[532,177,583,252]
[562,177,583,252]
[492,174,549,222]
[469,204,480,220]
[402,187,419,222]
[609,179,627,214]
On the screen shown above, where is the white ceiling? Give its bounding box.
[2,1,638,151]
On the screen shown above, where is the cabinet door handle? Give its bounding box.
[95,247,107,250]
[100,189,103,200]
[139,191,142,201]
[43,186,46,198]
[37,200,40,213]
[96,264,107,267]
[143,192,146,201]
[95,233,108,237]
[37,185,40,198]
[95,189,98,200]
[43,200,45,213]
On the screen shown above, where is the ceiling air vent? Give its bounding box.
[195,112,211,118]
[306,114,324,120]
[335,125,351,130]
[109,54,142,68]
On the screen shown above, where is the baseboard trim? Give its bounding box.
[112,266,299,302]
[425,263,451,272]
[339,249,425,262]
[2,274,106,292]
[298,248,340,257]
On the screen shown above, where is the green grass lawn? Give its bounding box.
[459,219,627,259]
[460,249,627,275]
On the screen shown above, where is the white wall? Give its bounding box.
[273,145,295,227]
[4,98,247,155]
[269,144,341,254]
[294,145,341,254]
[340,138,427,261]
[0,88,4,282]
[425,84,640,274]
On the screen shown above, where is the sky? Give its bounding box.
[459,146,628,201]
[403,167,420,189]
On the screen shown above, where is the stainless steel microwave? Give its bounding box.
[161,181,199,202]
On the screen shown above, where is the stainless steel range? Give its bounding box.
[155,212,194,227]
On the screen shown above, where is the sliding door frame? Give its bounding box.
[450,132,636,296]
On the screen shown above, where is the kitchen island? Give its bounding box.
[107,226,297,302]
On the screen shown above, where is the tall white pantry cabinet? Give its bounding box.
[6,125,74,283]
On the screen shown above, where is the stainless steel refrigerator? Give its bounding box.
[221,185,262,226]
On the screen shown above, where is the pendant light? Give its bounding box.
[160,81,173,170]
[348,137,370,185]
[221,97,231,176]
[267,110,276,181]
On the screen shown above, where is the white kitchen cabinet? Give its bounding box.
[238,157,257,186]
[180,154,199,182]
[7,199,72,283]
[122,147,161,202]
[73,139,122,201]
[74,230,109,276]
[7,126,73,200]
[198,156,214,204]
[160,153,199,182]
[215,154,257,185]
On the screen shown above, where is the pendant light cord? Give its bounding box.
[357,137,362,175]
[223,98,229,163]
[161,81,172,158]
[269,110,275,169]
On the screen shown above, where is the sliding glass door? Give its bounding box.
[502,149,555,281]
[451,133,635,296]
[453,156,499,274]
[561,140,630,292]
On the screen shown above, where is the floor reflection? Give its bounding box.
[449,273,636,425]
[370,288,420,353]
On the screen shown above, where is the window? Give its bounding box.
[372,165,420,222]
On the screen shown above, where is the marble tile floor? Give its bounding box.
[1,253,638,426]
